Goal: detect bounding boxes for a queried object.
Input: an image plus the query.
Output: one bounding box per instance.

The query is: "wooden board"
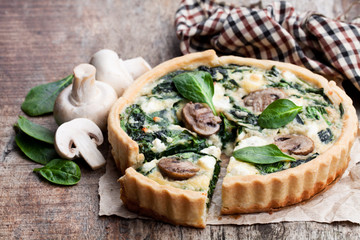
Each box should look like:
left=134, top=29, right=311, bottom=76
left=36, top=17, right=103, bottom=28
left=1, top=0, right=359, bottom=239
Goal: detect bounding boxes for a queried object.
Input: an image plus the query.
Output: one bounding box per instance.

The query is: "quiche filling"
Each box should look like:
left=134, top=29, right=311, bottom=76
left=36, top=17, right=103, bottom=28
left=137, top=147, right=221, bottom=204
left=120, top=64, right=343, bottom=194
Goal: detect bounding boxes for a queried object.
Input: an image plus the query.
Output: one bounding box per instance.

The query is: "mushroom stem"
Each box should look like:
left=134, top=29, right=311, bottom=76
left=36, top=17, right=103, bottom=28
left=71, top=133, right=105, bottom=170
left=71, top=64, right=98, bottom=104
left=55, top=118, right=106, bottom=170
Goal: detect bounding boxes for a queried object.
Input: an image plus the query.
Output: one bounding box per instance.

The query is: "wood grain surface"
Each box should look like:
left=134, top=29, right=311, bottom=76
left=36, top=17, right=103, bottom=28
left=0, top=0, right=359, bottom=239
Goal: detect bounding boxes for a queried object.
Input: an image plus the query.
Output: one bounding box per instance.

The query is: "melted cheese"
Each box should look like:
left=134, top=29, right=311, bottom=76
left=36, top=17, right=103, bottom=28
left=240, top=72, right=266, bottom=93
left=234, top=136, right=270, bottom=150
left=151, top=138, right=166, bottom=153
left=200, top=146, right=221, bottom=159
left=226, top=157, right=260, bottom=176
left=213, top=83, right=232, bottom=112
left=140, top=97, right=179, bottom=114
left=198, top=156, right=216, bottom=171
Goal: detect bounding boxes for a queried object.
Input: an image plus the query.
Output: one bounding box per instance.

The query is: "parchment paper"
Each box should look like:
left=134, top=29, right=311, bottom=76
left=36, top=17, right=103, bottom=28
left=99, top=137, right=360, bottom=225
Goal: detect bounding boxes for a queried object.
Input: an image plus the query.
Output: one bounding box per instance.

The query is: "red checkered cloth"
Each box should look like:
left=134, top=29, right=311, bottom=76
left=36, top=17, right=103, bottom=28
left=175, top=0, right=360, bottom=90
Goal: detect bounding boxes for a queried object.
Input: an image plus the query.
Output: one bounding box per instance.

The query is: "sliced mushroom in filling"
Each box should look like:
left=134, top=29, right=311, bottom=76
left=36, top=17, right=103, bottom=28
left=243, top=88, right=286, bottom=112
left=182, top=102, right=222, bottom=137
left=158, top=157, right=200, bottom=180
left=274, top=134, right=314, bottom=155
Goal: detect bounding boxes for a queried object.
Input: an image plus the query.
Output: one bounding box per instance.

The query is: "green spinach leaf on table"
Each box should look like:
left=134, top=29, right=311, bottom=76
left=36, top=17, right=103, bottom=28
left=15, top=131, right=58, bottom=165
left=16, top=116, right=55, bottom=144
left=33, top=159, right=81, bottom=186
left=21, top=74, right=73, bottom=116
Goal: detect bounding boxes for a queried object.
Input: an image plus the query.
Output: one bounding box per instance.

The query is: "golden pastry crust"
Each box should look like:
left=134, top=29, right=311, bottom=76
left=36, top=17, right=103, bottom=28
left=108, top=50, right=358, bottom=226
left=119, top=167, right=207, bottom=228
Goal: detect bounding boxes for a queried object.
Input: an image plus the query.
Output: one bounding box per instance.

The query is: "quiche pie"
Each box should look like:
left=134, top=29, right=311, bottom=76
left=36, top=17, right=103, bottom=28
left=108, top=50, right=358, bottom=228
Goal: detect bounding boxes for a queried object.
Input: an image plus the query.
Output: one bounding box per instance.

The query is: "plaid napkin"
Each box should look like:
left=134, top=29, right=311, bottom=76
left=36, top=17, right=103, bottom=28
left=175, top=0, right=360, bottom=90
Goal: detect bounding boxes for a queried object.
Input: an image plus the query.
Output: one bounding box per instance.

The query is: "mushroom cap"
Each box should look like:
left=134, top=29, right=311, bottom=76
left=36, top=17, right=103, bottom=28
left=124, top=57, right=152, bottom=79
left=274, top=134, right=314, bottom=155
left=182, top=102, right=222, bottom=137
left=157, top=157, right=200, bottom=180
left=55, top=118, right=106, bottom=170
left=90, top=49, right=134, bottom=96
left=53, top=63, right=118, bottom=131
left=244, top=88, right=286, bottom=112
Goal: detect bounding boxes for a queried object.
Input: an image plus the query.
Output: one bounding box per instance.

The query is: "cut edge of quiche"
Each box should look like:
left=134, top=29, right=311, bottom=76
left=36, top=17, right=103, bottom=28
left=108, top=50, right=358, bottom=228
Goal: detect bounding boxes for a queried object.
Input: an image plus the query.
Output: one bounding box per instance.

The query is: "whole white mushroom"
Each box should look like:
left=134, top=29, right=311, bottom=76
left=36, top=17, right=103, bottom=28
left=53, top=63, right=117, bottom=131
left=90, top=49, right=151, bottom=96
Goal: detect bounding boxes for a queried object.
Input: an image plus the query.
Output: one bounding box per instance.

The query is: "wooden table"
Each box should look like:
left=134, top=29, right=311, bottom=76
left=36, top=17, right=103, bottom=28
left=1, top=0, right=359, bottom=239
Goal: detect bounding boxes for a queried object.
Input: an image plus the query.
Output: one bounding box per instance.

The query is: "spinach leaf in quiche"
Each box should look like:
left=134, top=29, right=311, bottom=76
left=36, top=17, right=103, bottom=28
left=258, top=99, right=302, bottom=129
left=305, top=106, right=331, bottom=126
left=290, top=153, right=319, bottom=168
left=123, top=105, right=207, bottom=161
left=219, top=113, right=238, bottom=145
left=318, top=128, right=333, bottom=144
left=256, top=161, right=285, bottom=174
left=233, top=144, right=295, bottom=164
left=172, top=71, right=217, bottom=115
left=21, top=74, right=73, bottom=116
left=207, top=160, right=220, bottom=207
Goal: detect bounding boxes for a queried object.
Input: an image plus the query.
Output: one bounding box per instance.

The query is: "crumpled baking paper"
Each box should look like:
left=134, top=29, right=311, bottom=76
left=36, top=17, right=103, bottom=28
left=99, top=137, right=360, bottom=225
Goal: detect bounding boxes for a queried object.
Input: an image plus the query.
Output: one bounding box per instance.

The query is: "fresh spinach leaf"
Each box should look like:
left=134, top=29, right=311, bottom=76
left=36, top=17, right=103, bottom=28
left=33, top=159, right=81, bottom=186
left=258, top=99, right=302, bottom=129
left=16, top=116, right=55, bottom=144
left=233, top=144, right=295, bottom=164
left=172, top=71, right=217, bottom=115
left=15, top=131, right=58, bottom=165
left=21, top=74, right=73, bottom=116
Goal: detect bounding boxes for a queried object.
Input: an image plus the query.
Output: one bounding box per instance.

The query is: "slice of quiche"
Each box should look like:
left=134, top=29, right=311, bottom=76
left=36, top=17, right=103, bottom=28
left=108, top=50, right=358, bottom=228
left=120, top=149, right=220, bottom=228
